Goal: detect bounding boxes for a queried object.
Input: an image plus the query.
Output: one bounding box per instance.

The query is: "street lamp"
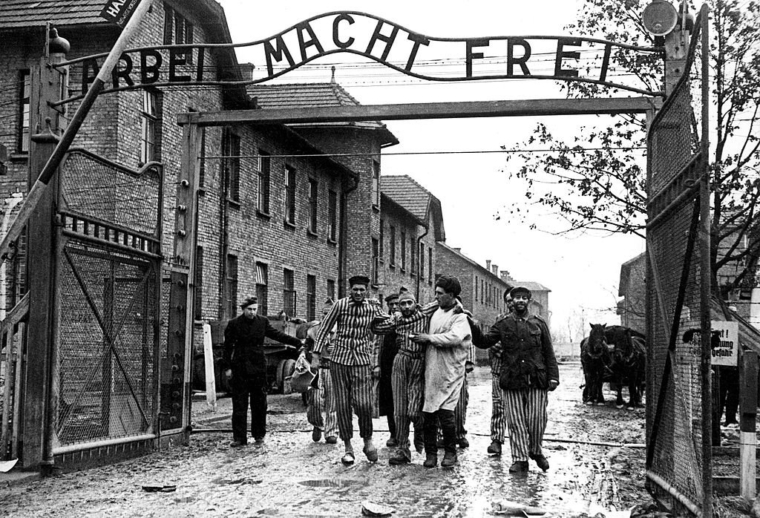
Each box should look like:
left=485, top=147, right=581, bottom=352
left=641, top=0, right=679, bottom=36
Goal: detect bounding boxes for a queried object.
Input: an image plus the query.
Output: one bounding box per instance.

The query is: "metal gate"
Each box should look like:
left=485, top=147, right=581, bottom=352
left=52, top=149, right=163, bottom=460
left=645, top=6, right=710, bottom=515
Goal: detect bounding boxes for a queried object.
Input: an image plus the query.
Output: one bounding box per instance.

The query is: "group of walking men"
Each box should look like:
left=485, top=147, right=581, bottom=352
left=222, top=273, right=559, bottom=473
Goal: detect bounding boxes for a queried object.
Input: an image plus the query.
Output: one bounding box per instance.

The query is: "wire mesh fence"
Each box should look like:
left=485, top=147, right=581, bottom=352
left=646, top=11, right=709, bottom=515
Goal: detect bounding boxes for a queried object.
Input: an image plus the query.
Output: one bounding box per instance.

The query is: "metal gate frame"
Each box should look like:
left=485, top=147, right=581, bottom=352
left=645, top=5, right=711, bottom=515
left=50, top=149, right=164, bottom=466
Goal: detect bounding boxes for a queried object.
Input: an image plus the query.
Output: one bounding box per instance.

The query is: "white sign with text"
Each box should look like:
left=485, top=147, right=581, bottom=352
left=711, top=320, right=739, bottom=367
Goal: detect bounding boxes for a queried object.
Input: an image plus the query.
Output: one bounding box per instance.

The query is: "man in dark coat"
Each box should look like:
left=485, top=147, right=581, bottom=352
left=223, top=296, right=302, bottom=447
left=472, top=285, right=559, bottom=473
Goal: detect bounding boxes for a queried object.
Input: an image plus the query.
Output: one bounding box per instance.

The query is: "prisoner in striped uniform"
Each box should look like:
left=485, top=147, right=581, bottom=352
left=373, top=292, right=438, bottom=464
left=311, top=275, right=387, bottom=466
left=472, top=285, right=559, bottom=474
left=487, top=295, right=513, bottom=456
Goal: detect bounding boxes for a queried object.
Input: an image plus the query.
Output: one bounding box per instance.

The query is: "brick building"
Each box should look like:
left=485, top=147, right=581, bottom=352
left=435, top=242, right=512, bottom=328
left=377, top=175, right=444, bottom=304
left=617, top=252, right=646, bottom=335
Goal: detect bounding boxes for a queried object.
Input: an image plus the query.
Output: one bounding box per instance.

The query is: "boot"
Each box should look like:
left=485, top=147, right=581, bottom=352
left=530, top=452, right=550, bottom=471
left=487, top=441, right=502, bottom=455
left=423, top=453, right=438, bottom=468
left=441, top=450, right=458, bottom=468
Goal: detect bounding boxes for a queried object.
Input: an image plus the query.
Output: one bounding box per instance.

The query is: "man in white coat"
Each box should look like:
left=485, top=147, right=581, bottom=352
left=410, top=276, right=471, bottom=468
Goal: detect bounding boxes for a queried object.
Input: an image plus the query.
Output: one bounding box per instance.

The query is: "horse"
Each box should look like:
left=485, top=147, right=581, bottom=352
left=605, top=325, right=646, bottom=409
left=581, top=323, right=610, bottom=406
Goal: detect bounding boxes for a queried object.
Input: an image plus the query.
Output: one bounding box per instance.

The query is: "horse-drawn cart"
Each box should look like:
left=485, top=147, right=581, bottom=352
left=193, top=318, right=302, bottom=395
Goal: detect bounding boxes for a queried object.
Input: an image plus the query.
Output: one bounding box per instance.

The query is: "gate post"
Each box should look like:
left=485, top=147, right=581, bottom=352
left=740, top=351, right=757, bottom=499
left=23, top=35, right=68, bottom=470
left=160, top=120, right=201, bottom=443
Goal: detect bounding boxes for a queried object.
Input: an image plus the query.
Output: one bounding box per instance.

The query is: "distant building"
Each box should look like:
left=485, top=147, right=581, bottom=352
left=507, top=279, right=551, bottom=323
left=435, top=242, right=512, bottom=328
left=378, top=175, right=444, bottom=303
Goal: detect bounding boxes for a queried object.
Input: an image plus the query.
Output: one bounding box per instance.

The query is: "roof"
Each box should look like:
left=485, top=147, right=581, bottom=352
left=0, top=0, right=104, bottom=29
left=513, top=281, right=551, bottom=293
left=619, top=252, right=646, bottom=296
left=381, top=175, right=445, bottom=241
left=247, top=83, right=398, bottom=147
left=436, top=242, right=511, bottom=286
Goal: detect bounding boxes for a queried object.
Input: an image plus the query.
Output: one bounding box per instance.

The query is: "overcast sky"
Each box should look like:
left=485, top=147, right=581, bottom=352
left=215, top=0, right=648, bottom=339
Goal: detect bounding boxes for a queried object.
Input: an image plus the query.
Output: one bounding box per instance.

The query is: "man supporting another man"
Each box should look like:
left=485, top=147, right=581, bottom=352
left=223, top=296, right=303, bottom=447
left=473, top=285, right=559, bottom=473
left=377, top=293, right=400, bottom=447
left=412, top=276, right=471, bottom=469
left=302, top=298, right=338, bottom=444
left=311, top=275, right=386, bottom=465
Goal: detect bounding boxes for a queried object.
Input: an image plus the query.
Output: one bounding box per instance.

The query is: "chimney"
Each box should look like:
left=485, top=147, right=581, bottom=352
left=492, top=264, right=499, bottom=275
left=453, top=248, right=461, bottom=253
left=486, top=259, right=491, bottom=271
left=500, top=271, right=513, bottom=283
left=239, top=62, right=255, bottom=81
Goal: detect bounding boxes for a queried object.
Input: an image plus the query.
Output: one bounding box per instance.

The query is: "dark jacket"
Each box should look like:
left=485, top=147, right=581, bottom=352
left=473, top=312, right=559, bottom=391
left=222, top=315, right=302, bottom=378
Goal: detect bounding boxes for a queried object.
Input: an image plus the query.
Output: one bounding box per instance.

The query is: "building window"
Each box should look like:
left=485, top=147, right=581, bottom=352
left=328, top=190, right=337, bottom=241
left=258, top=151, right=271, bottom=214
left=400, top=231, right=406, bottom=272
left=410, top=235, right=416, bottom=276
left=164, top=3, right=194, bottom=63
left=222, top=129, right=240, bottom=202
left=428, top=247, right=433, bottom=284
left=372, top=238, right=379, bottom=284
left=256, top=262, right=268, bottom=317
left=283, top=269, right=296, bottom=317
left=389, top=226, right=396, bottom=267
left=284, top=165, right=296, bottom=225
left=379, top=220, right=384, bottom=262
left=327, top=279, right=335, bottom=301
left=419, top=244, right=425, bottom=279
left=199, top=127, right=206, bottom=188
left=225, top=254, right=238, bottom=319
left=475, top=276, right=478, bottom=302
left=481, top=279, right=485, bottom=304
left=371, top=160, right=380, bottom=207
left=308, top=179, right=318, bottom=233
left=307, top=275, right=316, bottom=321
left=18, top=70, right=30, bottom=153
left=140, top=90, right=159, bottom=164
left=194, top=246, right=203, bottom=320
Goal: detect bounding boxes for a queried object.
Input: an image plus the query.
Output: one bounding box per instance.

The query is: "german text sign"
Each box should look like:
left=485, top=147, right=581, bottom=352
left=711, top=321, right=739, bottom=367
left=100, top=0, right=140, bottom=29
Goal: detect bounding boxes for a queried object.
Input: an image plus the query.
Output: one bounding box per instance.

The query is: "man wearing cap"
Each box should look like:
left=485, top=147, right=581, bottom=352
left=222, top=296, right=303, bottom=447
left=373, top=291, right=434, bottom=464
left=411, top=276, right=472, bottom=469
left=311, top=275, right=387, bottom=465
left=472, top=285, right=559, bottom=473
left=377, top=293, right=400, bottom=447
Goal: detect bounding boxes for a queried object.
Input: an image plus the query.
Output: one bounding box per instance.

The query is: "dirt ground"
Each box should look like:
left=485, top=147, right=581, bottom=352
left=0, top=362, right=754, bottom=517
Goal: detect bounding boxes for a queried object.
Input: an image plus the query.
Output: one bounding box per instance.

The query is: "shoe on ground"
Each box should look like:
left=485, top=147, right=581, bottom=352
left=363, top=443, right=378, bottom=462
left=388, top=449, right=411, bottom=465
left=386, top=437, right=399, bottom=447
left=253, top=437, right=265, bottom=446
left=458, top=437, right=469, bottom=449
left=509, top=461, right=529, bottom=473
left=441, top=451, right=458, bottom=468
left=529, top=453, right=549, bottom=471
left=423, top=453, right=438, bottom=468
left=325, top=436, right=338, bottom=444
left=229, top=440, right=247, bottom=448
left=487, top=441, right=502, bottom=456
left=312, top=427, right=322, bottom=442
left=341, top=451, right=355, bottom=466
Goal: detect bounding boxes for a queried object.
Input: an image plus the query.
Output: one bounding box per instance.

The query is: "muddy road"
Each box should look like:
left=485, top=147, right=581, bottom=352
left=0, top=363, right=651, bottom=517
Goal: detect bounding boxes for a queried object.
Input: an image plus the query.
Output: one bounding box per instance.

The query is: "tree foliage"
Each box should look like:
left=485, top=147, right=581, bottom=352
left=502, top=0, right=760, bottom=291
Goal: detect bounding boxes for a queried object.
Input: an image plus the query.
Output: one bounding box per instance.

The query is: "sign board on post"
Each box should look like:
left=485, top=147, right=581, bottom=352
left=100, top=0, right=140, bottom=29
left=711, top=320, right=739, bottom=367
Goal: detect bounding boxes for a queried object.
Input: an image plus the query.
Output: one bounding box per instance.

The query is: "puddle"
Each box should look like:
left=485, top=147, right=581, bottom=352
left=212, top=477, right=262, bottom=485
left=298, top=478, right=366, bottom=488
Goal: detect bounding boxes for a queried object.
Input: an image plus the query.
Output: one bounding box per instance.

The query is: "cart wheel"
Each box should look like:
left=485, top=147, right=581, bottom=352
left=279, top=359, right=296, bottom=395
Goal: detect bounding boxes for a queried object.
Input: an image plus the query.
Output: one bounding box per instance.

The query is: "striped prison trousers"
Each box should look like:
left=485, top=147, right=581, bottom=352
left=490, top=354, right=507, bottom=443
left=502, top=387, right=548, bottom=462
left=455, top=373, right=469, bottom=440
left=391, top=351, right=424, bottom=452
left=306, top=367, right=337, bottom=439
left=330, top=362, right=374, bottom=441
